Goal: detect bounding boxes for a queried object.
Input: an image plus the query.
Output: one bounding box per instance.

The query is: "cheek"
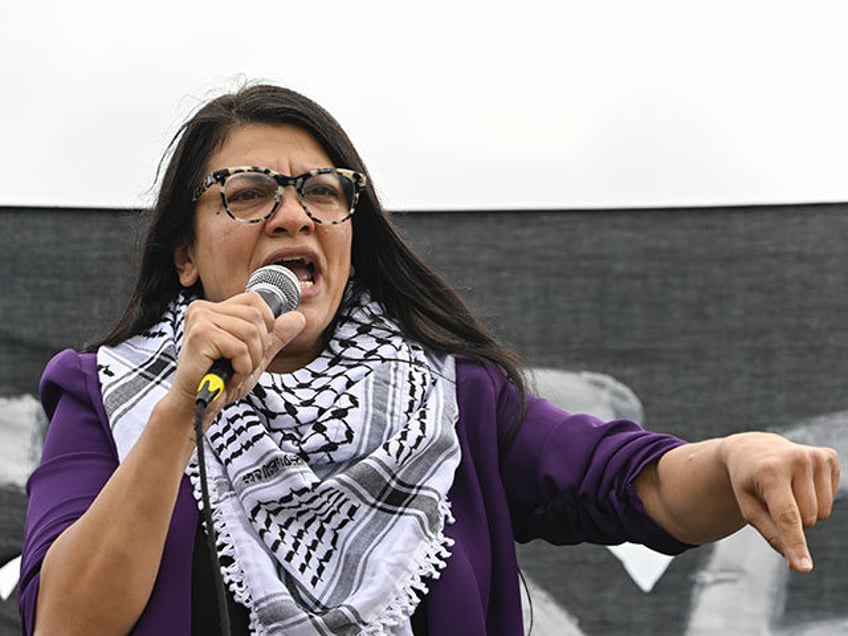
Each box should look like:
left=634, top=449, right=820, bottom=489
left=191, top=220, right=260, bottom=298
left=198, top=216, right=257, bottom=259
left=322, top=227, right=354, bottom=276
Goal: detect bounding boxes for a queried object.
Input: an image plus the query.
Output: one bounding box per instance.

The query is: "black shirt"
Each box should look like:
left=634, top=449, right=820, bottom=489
left=191, top=523, right=250, bottom=635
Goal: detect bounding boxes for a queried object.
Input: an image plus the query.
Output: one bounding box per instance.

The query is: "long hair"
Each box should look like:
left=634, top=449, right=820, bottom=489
left=92, top=84, right=527, bottom=434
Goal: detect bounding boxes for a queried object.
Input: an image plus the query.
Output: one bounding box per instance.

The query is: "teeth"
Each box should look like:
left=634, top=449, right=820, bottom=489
left=280, top=256, right=311, bottom=265
left=274, top=257, right=315, bottom=287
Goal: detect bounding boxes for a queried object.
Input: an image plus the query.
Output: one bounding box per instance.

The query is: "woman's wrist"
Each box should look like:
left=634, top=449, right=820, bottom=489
left=151, top=391, right=202, bottom=465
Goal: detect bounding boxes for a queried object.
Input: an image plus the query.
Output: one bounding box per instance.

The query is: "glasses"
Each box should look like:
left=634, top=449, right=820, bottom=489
left=192, top=166, right=368, bottom=225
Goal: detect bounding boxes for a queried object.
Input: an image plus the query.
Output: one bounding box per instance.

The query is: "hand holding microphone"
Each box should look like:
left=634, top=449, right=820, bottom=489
left=195, top=265, right=302, bottom=406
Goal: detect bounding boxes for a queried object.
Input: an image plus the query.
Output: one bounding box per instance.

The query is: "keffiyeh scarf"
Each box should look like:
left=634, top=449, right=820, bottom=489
left=97, top=288, right=461, bottom=635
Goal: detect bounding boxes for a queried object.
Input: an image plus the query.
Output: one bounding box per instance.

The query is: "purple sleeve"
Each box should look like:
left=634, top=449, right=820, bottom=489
left=18, top=349, right=118, bottom=635
left=491, top=367, right=692, bottom=554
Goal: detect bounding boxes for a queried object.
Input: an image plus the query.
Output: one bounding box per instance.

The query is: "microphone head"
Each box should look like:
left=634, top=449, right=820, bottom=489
left=246, top=265, right=301, bottom=317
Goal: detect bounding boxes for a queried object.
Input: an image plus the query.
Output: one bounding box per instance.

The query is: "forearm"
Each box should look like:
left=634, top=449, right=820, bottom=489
left=635, top=436, right=746, bottom=545
left=34, top=396, right=197, bottom=635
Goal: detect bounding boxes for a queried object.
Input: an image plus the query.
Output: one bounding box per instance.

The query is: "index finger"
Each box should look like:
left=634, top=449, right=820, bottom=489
left=765, top=487, right=813, bottom=572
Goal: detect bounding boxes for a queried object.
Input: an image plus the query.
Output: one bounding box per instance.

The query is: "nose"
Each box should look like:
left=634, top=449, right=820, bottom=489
left=264, top=186, right=315, bottom=235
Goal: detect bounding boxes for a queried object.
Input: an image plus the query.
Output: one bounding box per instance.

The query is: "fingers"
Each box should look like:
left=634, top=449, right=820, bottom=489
left=767, top=487, right=813, bottom=572
left=185, top=296, right=270, bottom=366
left=737, top=442, right=840, bottom=573
left=813, top=449, right=839, bottom=522
left=225, top=310, right=306, bottom=401
left=737, top=486, right=812, bottom=572
left=177, top=293, right=284, bottom=401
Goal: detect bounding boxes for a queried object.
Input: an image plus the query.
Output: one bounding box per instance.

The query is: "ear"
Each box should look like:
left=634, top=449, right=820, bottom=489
left=173, top=242, right=199, bottom=288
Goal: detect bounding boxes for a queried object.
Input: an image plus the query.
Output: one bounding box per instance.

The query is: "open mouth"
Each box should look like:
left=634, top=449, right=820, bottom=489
left=277, top=257, right=315, bottom=289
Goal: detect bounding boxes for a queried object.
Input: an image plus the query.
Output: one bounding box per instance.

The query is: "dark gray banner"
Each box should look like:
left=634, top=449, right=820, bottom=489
left=2, top=204, right=846, bottom=634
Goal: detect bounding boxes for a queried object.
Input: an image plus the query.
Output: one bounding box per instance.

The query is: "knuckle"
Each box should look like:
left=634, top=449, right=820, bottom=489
left=786, top=449, right=813, bottom=472
left=248, top=305, right=264, bottom=323
left=184, top=300, right=210, bottom=326
left=776, top=507, right=802, bottom=529
left=235, top=339, right=251, bottom=360
left=755, top=456, right=786, bottom=479
left=183, top=303, right=198, bottom=322
left=826, top=449, right=841, bottom=473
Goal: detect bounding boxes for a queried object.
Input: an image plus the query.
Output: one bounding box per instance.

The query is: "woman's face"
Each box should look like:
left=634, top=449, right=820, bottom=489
left=175, top=123, right=354, bottom=372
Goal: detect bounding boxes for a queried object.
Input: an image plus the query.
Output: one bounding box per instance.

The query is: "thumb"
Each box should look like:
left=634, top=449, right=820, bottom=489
left=215, top=311, right=307, bottom=408
left=267, top=311, right=307, bottom=359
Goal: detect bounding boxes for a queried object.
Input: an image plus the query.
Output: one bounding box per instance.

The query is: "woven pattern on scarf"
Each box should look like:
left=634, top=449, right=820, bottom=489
left=97, top=289, right=460, bottom=635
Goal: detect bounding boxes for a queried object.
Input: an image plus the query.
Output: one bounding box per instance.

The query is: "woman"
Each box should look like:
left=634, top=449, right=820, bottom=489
left=20, top=84, right=840, bottom=635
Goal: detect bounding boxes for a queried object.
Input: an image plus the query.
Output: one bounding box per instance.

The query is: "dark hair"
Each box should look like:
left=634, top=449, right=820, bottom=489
left=93, top=83, right=527, bottom=434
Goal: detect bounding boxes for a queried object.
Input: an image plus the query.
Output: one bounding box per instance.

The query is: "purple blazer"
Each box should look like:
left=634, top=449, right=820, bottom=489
left=20, top=350, right=690, bottom=634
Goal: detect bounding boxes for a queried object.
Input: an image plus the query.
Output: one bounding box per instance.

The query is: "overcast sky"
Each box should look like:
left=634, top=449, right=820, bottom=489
left=3, top=0, right=848, bottom=211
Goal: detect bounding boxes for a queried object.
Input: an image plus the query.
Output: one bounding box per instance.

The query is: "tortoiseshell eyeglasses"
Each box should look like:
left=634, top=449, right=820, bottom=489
left=192, top=166, right=368, bottom=224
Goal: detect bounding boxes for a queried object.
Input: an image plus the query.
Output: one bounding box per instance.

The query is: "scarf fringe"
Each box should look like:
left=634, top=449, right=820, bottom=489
left=360, top=500, right=456, bottom=635
left=109, top=289, right=462, bottom=636
left=192, top=465, right=458, bottom=636
left=188, top=459, right=263, bottom=633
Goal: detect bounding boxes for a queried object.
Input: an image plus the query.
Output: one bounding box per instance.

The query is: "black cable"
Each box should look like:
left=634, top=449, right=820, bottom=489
left=194, top=395, right=232, bottom=636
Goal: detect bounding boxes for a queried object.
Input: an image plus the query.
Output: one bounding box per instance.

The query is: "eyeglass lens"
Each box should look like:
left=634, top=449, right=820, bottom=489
left=224, top=172, right=355, bottom=222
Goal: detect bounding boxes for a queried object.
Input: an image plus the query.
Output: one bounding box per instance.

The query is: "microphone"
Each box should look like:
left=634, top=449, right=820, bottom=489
left=195, top=265, right=301, bottom=405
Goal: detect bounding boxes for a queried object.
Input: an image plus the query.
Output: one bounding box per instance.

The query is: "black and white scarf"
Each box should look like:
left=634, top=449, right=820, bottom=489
left=97, top=288, right=460, bottom=635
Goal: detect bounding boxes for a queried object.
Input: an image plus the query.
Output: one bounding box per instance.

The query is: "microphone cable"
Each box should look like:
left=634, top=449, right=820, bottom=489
left=188, top=264, right=301, bottom=635
left=194, top=380, right=232, bottom=636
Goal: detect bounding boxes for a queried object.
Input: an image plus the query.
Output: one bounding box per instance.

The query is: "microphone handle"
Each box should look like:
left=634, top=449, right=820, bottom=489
left=196, top=358, right=234, bottom=406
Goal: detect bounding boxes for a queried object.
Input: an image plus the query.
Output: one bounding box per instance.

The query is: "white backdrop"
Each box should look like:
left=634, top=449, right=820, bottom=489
left=2, top=0, right=848, bottom=210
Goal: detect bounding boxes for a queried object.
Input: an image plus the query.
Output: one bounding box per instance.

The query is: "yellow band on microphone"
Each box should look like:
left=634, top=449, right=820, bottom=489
left=197, top=373, right=226, bottom=404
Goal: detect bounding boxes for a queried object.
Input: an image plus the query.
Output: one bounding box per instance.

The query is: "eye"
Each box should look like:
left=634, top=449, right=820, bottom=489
left=225, top=174, right=275, bottom=200
left=303, top=180, right=340, bottom=200
left=303, top=173, right=352, bottom=204
left=229, top=187, right=266, bottom=202
left=223, top=173, right=278, bottom=219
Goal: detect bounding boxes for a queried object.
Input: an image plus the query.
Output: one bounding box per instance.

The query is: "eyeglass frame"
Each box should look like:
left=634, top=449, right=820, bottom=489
left=191, top=166, right=368, bottom=225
